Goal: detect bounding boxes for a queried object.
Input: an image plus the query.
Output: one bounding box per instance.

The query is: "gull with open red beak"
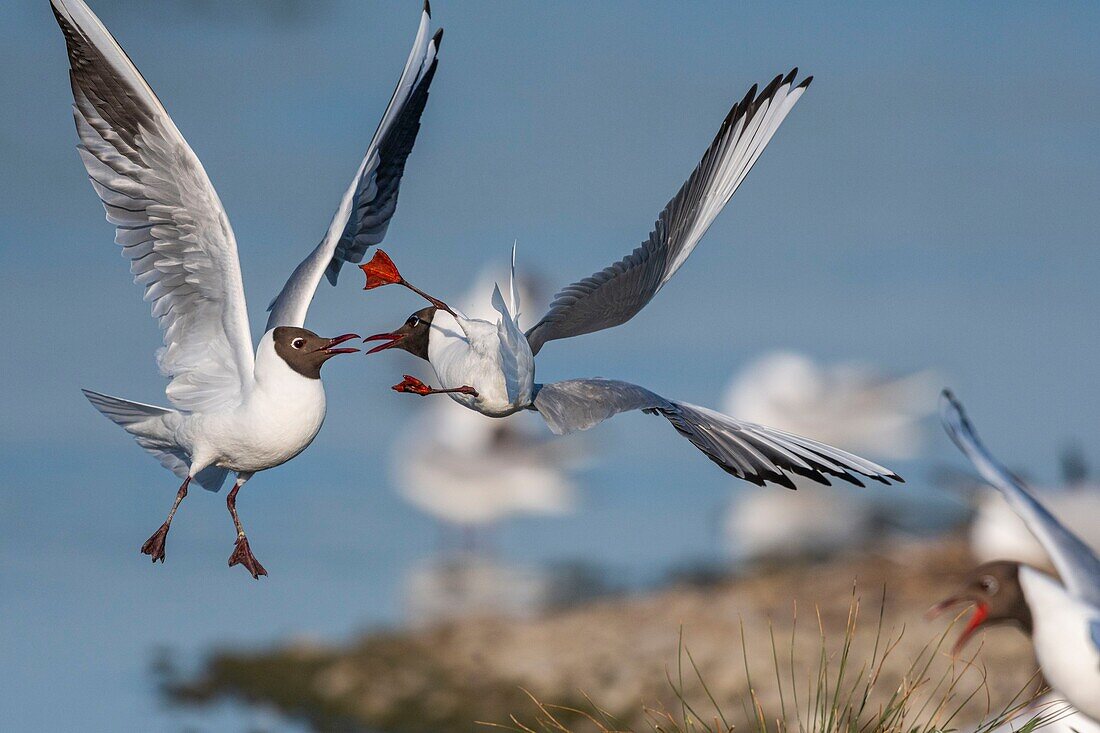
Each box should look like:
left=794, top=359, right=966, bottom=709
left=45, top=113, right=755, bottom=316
left=931, top=391, right=1100, bottom=721
left=55, top=0, right=442, bottom=577
left=360, top=70, right=902, bottom=490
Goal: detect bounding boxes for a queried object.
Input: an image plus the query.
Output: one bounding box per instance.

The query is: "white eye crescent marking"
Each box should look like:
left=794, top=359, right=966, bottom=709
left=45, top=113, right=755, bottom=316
left=408, top=315, right=420, bottom=328
left=292, top=338, right=306, bottom=349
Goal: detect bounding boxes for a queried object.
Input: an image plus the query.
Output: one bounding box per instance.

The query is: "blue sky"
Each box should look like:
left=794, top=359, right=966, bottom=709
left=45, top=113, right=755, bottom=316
left=2, top=1, right=1099, bottom=729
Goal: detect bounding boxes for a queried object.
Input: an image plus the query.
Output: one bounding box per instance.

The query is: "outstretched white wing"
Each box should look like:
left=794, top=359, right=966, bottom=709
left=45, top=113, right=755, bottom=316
left=941, top=390, right=1100, bottom=608
left=53, top=0, right=254, bottom=412
left=266, top=2, right=442, bottom=330
left=525, top=70, right=810, bottom=355
left=532, top=378, right=900, bottom=489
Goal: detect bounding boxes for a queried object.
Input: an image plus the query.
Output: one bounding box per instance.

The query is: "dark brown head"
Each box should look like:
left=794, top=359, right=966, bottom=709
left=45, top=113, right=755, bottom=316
left=272, top=327, right=360, bottom=379
left=928, top=561, right=1032, bottom=654
left=363, top=307, right=435, bottom=361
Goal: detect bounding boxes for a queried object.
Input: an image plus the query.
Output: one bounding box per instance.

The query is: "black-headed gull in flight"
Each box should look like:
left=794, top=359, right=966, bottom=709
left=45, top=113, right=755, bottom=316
left=361, top=71, right=902, bottom=489
left=931, top=391, right=1100, bottom=721
left=53, top=0, right=441, bottom=577
left=392, top=266, right=580, bottom=545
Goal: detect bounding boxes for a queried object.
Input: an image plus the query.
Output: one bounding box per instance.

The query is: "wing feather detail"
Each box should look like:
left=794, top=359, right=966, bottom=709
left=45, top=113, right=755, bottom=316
left=533, top=378, right=900, bottom=489
left=525, top=71, right=810, bottom=355
left=53, top=0, right=254, bottom=412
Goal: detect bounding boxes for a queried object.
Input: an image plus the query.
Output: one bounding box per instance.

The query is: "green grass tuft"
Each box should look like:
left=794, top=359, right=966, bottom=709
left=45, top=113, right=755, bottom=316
left=487, top=590, right=1070, bottom=733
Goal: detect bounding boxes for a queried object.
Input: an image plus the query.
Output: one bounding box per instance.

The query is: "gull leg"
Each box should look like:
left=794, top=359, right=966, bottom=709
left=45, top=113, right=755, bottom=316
left=226, top=473, right=266, bottom=579
left=392, top=375, right=478, bottom=397
left=140, top=476, right=190, bottom=563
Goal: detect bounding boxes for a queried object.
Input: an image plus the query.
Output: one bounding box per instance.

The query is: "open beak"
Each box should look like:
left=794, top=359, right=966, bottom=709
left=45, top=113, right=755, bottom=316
left=926, top=595, right=989, bottom=655
left=321, top=333, right=360, bottom=356
left=363, top=331, right=404, bottom=355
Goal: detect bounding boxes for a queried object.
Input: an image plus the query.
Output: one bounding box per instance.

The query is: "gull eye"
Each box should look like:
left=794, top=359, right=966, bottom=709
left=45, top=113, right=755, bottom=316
left=407, top=315, right=421, bottom=328
left=291, top=338, right=306, bottom=350
left=979, top=575, right=999, bottom=594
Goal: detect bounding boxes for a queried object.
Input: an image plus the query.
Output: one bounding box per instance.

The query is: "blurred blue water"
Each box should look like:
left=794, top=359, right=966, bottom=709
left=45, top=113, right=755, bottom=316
left=2, top=1, right=1099, bottom=729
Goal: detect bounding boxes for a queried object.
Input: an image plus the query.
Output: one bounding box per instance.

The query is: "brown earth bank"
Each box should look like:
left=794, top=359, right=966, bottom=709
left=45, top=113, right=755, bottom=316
left=164, top=536, right=1044, bottom=733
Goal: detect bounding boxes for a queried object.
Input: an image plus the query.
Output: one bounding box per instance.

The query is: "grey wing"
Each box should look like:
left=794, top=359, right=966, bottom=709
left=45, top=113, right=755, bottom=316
left=266, top=2, right=441, bottom=330
left=525, top=70, right=810, bottom=356
left=532, top=379, right=901, bottom=489
left=53, top=0, right=255, bottom=413
left=941, top=390, right=1100, bottom=607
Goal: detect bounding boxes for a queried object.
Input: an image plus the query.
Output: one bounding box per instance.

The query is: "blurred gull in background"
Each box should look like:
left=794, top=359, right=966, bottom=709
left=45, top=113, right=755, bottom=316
left=723, top=351, right=939, bottom=459
left=721, top=352, right=939, bottom=564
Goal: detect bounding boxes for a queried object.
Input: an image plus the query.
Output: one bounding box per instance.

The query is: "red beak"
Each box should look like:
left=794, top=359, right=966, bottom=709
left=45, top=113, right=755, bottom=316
left=363, top=332, right=404, bottom=355
left=322, top=333, right=360, bottom=355
left=926, top=596, right=989, bottom=655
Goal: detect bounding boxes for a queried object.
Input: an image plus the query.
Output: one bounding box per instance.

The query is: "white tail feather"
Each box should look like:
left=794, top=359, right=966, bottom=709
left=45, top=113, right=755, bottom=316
left=81, top=389, right=228, bottom=492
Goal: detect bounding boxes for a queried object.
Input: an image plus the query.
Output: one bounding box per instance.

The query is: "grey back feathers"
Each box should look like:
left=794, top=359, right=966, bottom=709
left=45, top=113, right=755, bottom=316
left=525, top=70, right=810, bottom=356
left=533, top=378, right=900, bottom=489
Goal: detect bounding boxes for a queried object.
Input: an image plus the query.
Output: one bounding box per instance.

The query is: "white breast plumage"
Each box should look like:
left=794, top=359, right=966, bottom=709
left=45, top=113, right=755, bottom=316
left=1021, top=568, right=1100, bottom=720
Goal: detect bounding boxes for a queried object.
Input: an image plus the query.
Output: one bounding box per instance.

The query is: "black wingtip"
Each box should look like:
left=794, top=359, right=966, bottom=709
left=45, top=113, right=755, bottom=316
left=432, top=27, right=444, bottom=47
left=758, top=73, right=785, bottom=103
left=770, top=471, right=798, bottom=490
left=834, top=471, right=866, bottom=488
left=782, top=67, right=798, bottom=86
left=941, top=389, right=965, bottom=424
left=423, top=0, right=431, bottom=18
left=798, top=75, right=813, bottom=89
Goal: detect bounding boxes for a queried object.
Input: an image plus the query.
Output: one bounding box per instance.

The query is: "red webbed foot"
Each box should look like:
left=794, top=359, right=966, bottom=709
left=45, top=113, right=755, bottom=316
left=140, top=522, right=170, bottom=563
left=228, top=535, right=268, bottom=579
left=359, top=249, right=403, bottom=290
left=393, top=375, right=432, bottom=395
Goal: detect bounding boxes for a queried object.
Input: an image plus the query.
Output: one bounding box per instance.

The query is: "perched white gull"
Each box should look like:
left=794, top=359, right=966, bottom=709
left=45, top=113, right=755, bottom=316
left=930, top=392, right=1100, bottom=721
left=361, top=71, right=901, bottom=489
left=392, top=266, right=579, bottom=533
left=723, top=351, right=938, bottom=460
left=55, top=0, right=441, bottom=576
left=397, top=405, right=578, bottom=528
left=721, top=352, right=935, bottom=562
